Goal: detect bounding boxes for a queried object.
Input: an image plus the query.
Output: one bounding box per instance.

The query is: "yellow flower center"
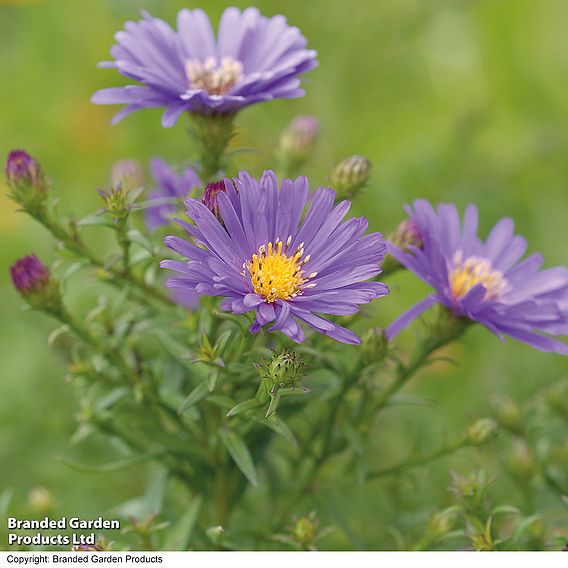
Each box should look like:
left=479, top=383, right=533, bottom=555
left=246, top=238, right=317, bottom=303
left=449, top=252, right=508, bottom=302
left=185, top=56, right=244, bottom=96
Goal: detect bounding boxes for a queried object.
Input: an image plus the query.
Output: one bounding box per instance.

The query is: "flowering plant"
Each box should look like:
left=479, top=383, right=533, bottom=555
left=4, top=5, right=568, bottom=552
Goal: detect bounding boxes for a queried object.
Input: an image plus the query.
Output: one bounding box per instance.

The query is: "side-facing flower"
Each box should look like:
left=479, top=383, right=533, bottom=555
left=386, top=200, right=568, bottom=354
left=161, top=171, right=389, bottom=344
left=145, top=158, right=200, bottom=231
left=92, top=7, right=318, bottom=126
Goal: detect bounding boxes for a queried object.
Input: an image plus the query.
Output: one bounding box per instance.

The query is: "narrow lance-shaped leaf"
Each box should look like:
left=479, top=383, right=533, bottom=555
left=219, top=429, right=258, bottom=486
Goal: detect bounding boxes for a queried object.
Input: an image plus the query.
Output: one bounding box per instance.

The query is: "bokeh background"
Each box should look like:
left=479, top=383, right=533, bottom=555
left=1, top=0, right=567, bottom=550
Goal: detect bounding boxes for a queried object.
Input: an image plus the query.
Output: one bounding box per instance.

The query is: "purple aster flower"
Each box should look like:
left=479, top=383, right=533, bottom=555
left=386, top=200, right=568, bottom=355
left=92, top=7, right=318, bottom=126
left=160, top=171, right=389, bottom=344
left=146, top=158, right=200, bottom=231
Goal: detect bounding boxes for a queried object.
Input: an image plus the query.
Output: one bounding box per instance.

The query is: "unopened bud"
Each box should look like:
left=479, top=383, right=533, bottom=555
left=389, top=219, right=423, bottom=250
left=202, top=180, right=228, bottom=220
left=111, top=159, right=145, bottom=191
left=490, top=394, right=523, bottom=434
left=279, top=116, right=319, bottom=172
left=292, top=515, right=319, bottom=547
left=5, top=150, right=48, bottom=214
left=507, top=438, right=537, bottom=481
left=361, top=327, right=388, bottom=364
left=97, top=185, right=136, bottom=223
left=465, top=418, right=498, bottom=446
left=260, top=349, right=305, bottom=391
left=28, top=487, right=54, bottom=514
left=331, top=155, right=371, bottom=199
left=425, top=508, right=458, bottom=541
left=10, top=255, right=62, bottom=312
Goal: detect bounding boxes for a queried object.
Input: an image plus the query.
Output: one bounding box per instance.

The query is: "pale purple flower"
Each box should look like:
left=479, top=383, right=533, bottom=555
left=386, top=200, right=568, bottom=355
left=145, top=158, right=200, bottom=231
left=161, top=171, right=389, bottom=344
left=92, top=7, right=318, bottom=126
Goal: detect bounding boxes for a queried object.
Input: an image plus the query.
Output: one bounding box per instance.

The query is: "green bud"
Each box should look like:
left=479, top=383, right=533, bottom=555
left=331, top=155, right=371, bottom=199
left=490, top=394, right=523, bottom=434
left=28, top=487, right=54, bottom=515
left=425, top=507, right=458, bottom=541
left=507, top=439, right=537, bottom=482
left=361, top=327, right=388, bottom=364
left=259, top=349, right=305, bottom=391
left=292, top=515, right=319, bottom=547
left=98, top=184, right=139, bottom=224
left=465, top=418, right=498, bottom=446
left=545, top=382, right=568, bottom=417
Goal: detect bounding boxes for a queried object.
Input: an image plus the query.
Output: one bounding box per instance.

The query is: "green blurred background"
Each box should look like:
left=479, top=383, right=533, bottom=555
left=1, top=0, right=567, bottom=550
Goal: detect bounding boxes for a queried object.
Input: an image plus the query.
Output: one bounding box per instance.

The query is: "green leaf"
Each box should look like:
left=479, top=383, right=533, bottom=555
left=257, top=415, right=297, bottom=447
left=178, top=382, right=210, bottom=414
left=163, top=496, right=202, bottom=550
left=226, top=398, right=263, bottom=417
left=219, top=429, right=258, bottom=486
left=57, top=450, right=165, bottom=473
left=143, top=469, right=169, bottom=516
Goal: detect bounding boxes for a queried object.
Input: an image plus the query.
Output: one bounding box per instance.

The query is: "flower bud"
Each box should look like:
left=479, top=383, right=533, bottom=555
left=10, top=255, right=61, bottom=312
left=5, top=150, right=48, bottom=214
left=490, top=394, right=523, bottom=434
left=389, top=219, right=423, bottom=250
left=331, top=155, right=371, bottom=199
left=98, top=185, right=136, bottom=223
left=292, top=515, right=319, bottom=548
left=260, top=349, right=305, bottom=391
left=202, top=179, right=228, bottom=220
left=507, top=438, right=537, bottom=482
left=279, top=116, right=319, bottom=172
left=28, top=487, right=54, bottom=515
left=361, top=327, right=388, bottom=364
left=465, top=418, right=498, bottom=446
left=111, top=159, right=145, bottom=191
left=424, top=508, right=458, bottom=542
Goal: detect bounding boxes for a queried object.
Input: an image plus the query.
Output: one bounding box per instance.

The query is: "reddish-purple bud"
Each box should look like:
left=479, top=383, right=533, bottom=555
left=10, top=255, right=50, bottom=295
left=6, top=150, right=47, bottom=193
left=390, top=219, right=423, bottom=250
left=10, top=255, right=62, bottom=312
left=202, top=180, right=228, bottom=219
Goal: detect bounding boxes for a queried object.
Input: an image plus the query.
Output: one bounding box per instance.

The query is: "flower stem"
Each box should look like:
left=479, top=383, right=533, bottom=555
left=31, top=208, right=174, bottom=308
left=366, top=436, right=473, bottom=481
left=374, top=311, right=470, bottom=413
left=188, top=113, right=236, bottom=182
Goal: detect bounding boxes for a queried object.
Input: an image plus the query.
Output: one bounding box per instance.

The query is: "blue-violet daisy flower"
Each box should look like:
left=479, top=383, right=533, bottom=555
left=146, top=158, right=200, bottom=231
left=92, top=7, right=318, bottom=126
left=386, top=200, right=568, bottom=354
left=160, top=171, right=389, bottom=344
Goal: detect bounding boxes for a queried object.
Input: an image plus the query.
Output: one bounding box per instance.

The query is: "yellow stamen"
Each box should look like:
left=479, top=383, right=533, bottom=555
left=246, top=238, right=314, bottom=303
left=449, top=252, right=508, bottom=302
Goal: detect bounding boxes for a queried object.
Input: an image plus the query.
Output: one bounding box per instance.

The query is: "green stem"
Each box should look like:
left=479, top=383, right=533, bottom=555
left=33, top=209, right=174, bottom=308
left=188, top=113, right=236, bottom=182
left=366, top=437, right=473, bottom=481
left=374, top=313, right=470, bottom=413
